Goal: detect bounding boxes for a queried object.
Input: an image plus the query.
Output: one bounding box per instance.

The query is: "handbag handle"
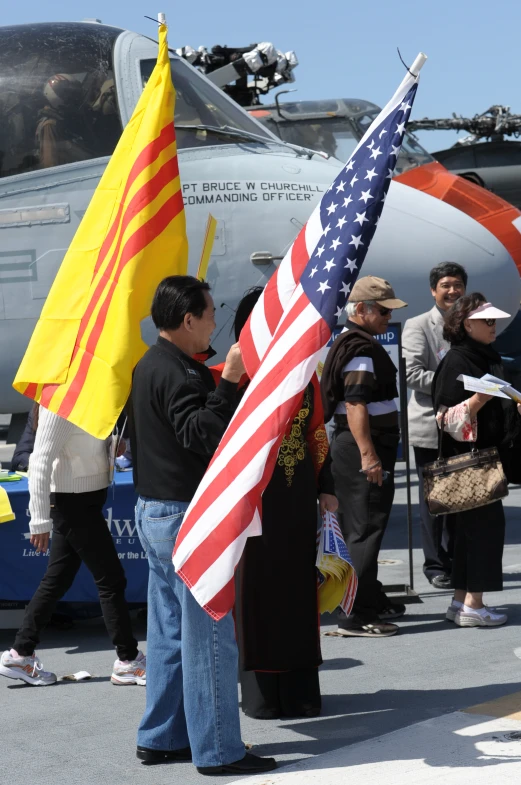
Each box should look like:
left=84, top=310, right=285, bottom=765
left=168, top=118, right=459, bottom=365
left=437, top=407, right=446, bottom=462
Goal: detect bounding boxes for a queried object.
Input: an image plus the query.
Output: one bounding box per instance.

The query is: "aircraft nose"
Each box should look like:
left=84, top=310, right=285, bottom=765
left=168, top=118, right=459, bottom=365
left=362, top=181, right=521, bottom=328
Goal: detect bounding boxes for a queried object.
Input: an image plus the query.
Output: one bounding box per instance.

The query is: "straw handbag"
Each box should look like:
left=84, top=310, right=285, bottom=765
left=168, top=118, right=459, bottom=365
left=422, top=411, right=508, bottom=516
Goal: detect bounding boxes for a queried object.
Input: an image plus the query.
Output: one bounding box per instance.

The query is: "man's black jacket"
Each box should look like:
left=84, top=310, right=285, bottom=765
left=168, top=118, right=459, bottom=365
left=129, top=337, right=238, bottom=502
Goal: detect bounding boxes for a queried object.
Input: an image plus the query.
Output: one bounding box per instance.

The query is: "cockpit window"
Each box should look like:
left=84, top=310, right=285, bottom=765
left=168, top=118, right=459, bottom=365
left=275, top=120, right=359, bottom=162
left=354, top=112, right=435, bottom=174
left=0, top=23, right=123, bottom=179
left=140, top=58, right=272, bottom=149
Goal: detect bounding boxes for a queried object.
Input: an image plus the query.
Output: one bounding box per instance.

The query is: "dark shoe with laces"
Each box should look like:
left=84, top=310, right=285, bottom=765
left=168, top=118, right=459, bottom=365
left=378, top=602, right=406, bottom=621
left=430, top=574, right=452, bottom=589
left=335, top=615, right=399, bottom=638
left=197, top=752, right=277, bottom=775
left=136, top=746, right=192, bottom=765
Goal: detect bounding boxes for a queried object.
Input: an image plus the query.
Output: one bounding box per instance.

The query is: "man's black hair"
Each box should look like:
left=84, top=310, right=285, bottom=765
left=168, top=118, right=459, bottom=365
left=233, top=287, right=263, bottom=341
left=429, top=262, right=468, bottom=290
left=151, top=275, right=211, bottom=331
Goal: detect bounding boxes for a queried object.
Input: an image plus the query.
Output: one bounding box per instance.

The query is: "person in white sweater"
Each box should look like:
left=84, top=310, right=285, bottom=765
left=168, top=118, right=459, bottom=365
left=0, top=406, right=146, bottom=686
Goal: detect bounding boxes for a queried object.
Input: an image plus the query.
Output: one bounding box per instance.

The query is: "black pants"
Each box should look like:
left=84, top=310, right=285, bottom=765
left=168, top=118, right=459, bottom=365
left=414, top=447, right=455, bottom=580
left=14, top=489, right=138, bottom=661
left=451, top=500, right=505, bottom=593
left=240, top=668, right=321, bottom=719
left=331, top=429, right=398, bottom=623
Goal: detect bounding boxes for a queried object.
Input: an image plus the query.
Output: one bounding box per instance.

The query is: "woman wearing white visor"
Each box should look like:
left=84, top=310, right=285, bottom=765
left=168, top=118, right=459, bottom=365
left=432, top=293, right=520, bottom=627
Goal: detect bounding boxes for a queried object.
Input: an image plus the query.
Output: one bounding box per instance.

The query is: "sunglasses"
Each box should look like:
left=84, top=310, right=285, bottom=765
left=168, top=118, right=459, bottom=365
left=375, top=306, right=392, bottom=316
left=474, top=318, right=496, bottom=326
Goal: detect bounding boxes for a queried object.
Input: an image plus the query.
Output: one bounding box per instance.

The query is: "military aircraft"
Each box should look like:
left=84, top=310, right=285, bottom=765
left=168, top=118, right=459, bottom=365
left=1, top=22, right=520, bottom=441
left=176, top=41, right=521, bottom=290
left=409, top=106, right=521, bottom=210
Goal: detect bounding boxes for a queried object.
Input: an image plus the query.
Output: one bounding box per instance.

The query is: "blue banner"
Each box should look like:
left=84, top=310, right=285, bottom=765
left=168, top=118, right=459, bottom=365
left=0, top=473, right=148, bottom=607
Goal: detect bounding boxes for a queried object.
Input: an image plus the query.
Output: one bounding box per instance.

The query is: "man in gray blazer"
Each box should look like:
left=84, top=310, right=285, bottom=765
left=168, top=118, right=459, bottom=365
left=402, top=262, right=467, bottom=588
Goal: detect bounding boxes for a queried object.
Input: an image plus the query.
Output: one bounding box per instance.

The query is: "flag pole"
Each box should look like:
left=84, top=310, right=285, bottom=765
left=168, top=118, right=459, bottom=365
left=410, top=52, right=427, bottom=76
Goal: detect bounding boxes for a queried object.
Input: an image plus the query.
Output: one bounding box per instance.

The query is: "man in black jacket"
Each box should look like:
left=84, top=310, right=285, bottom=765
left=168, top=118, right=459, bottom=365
left=130, top=276, right=276, bottom=776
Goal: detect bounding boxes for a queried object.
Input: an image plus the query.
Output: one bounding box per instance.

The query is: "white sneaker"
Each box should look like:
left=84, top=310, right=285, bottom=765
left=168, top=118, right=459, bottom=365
left=446, top=602, right=462, bottom=622
left=111, top=650, right=146, bottom=685
left=455, top=608, right=507, bottom=627
left=0, top=650, right=57, bottom=686
left=447, top=602, right=498, bottom=622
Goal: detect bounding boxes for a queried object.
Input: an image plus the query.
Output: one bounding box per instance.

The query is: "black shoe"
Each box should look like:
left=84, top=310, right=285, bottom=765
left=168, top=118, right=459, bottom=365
left=378, top=602, right=406, bottom=621
left=336, top=615, right=399, bottom=638
left=136, top=746, right=192, bottom=765
left=430, top=574, right=452, bottom=589
left=197, top=752, right=277, bottom=775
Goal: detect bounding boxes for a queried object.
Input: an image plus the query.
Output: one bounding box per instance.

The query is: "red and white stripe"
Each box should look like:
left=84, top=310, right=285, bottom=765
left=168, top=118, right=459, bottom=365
left=241, top=206, right=324, bottom=378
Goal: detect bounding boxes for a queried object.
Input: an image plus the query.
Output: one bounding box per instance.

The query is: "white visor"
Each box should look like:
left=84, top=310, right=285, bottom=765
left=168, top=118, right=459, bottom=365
left=467, top=302, right=511, bottom=320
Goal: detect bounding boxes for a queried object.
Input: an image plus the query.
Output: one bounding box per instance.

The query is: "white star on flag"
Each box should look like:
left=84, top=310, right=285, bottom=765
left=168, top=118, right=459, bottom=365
left=400, top=101, right=412, bottom=111
left=324, top=259, right=336, bottom=272
left=343, top=195, right=353, bottom=208
left=309, top=266, right=318, bottom=278
left=386, top=168, right=394, bottom=179
left=330, top=237, right=341, bottom=251
left=359, top=189, right=373, bottom=203
left=335, top=305, right=344, bottom=318
left=323, top=224, right=331, bottom=236
left=365, top=168, right=377, bottom=181
left=318, top=280, right=331, bottom=294
left=335, top=181, right=346, bottom=193
left=367, top=139, right=374, bottom=149
left=316, top=245, right=325, bottom=257
left=350, top=174, right=359, bottom=187
left=391, top=144, right=400, bottom=157
left=340, top=281, right=350, bottom=295
left=370, top=146, right=383, bottom=160
left=395, top=122, right=406, bottom=136
left=337, top=216, right=347, bottom=229
left=349, top=234, right=364, bottom=249
left=344, top=257, right=357, bottom=272
left=354, top=211, right=368, bottom=226
left=326, top=202, right=338, bottom=215
left=345, top=159, right=355, bottom=172
left=379, top=128, right=387, bottom=138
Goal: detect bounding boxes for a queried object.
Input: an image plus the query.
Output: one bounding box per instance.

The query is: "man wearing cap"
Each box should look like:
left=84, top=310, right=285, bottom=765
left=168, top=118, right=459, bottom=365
left=321, top=276, right=407, bottom=637
left=402, top=262, right=467, bottom=589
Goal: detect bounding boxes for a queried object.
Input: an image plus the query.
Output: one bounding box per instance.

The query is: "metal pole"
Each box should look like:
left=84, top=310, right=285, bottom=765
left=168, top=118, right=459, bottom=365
left=399, top=355, right=414, bottom=591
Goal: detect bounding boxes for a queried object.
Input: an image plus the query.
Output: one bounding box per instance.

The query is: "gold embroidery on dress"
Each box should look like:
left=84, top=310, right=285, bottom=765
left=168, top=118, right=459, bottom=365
left=309, top=426, right=329, bottom=476
left=277, top=388, right=311, bottom=486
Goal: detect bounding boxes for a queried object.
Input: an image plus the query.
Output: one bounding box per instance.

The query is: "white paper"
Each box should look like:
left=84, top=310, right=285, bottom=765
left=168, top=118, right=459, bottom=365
left=61, top=671, right=92, bottom=681
left=457, top=374, right=509, bottom=398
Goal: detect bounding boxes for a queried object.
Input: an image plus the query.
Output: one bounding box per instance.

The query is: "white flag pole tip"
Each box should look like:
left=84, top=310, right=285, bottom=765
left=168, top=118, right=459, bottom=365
left=410, top=52, right=427, bottom=77
left=158, top=12, right=166, bottom=24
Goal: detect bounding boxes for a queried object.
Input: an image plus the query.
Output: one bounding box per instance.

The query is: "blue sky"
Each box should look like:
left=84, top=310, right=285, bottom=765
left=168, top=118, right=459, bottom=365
left=4, top=0, right=521, bottom=153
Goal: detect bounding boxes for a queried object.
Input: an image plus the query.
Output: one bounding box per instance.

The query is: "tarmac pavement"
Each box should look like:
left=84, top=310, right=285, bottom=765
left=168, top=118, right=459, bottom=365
left=2, top=461, right=521, bottom=784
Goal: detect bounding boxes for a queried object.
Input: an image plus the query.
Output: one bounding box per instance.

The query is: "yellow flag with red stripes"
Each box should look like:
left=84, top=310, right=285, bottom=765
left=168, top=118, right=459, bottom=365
left=13, top=24, right=187, bottom=439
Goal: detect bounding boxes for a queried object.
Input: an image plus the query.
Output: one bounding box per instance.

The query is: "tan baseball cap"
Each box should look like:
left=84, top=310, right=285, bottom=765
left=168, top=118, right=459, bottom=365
left=348, top=275, right=408, bottom=309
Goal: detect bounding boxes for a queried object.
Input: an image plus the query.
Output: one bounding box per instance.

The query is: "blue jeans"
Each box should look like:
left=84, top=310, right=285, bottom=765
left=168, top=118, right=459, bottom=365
left=135, top=497, right=245, bottom=768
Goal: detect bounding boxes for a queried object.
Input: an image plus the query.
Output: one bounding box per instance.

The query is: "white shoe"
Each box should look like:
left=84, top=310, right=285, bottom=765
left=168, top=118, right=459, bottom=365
left=446, top=602, right=461, bottom=622
left=0, top=650, right=57, bottom=686
left=447, top=602, right=498, bottom=622
left=111, top=650, right=146, bottom=685
left=455, top=608, right=507, bottom=627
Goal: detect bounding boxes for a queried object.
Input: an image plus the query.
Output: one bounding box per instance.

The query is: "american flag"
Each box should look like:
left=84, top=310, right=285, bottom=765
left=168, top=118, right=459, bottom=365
left=173, top=64, right=421, bottom=620
left=317, top=511, right=358, bottom=616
